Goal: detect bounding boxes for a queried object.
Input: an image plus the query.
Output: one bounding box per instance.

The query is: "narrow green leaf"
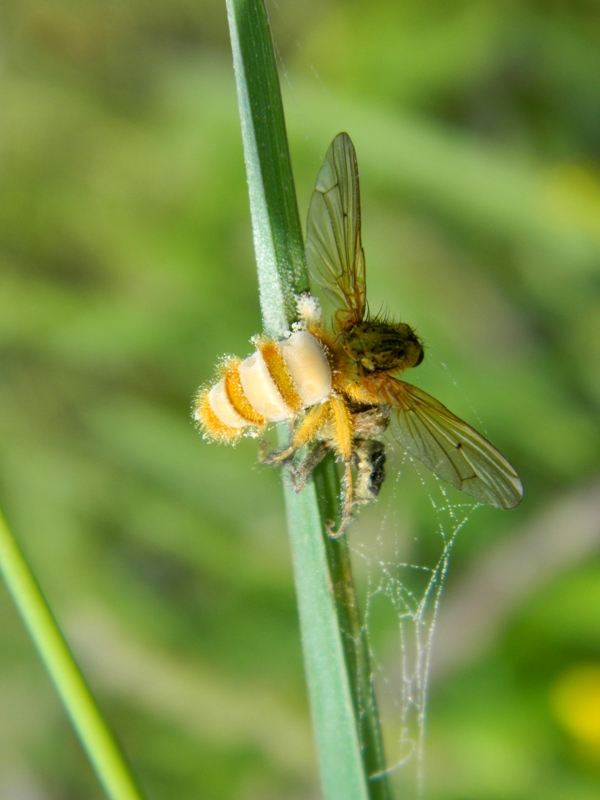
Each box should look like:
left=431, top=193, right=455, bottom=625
left=225, top=1, right=391, bottom=798
left=0, top=508, right=145, bottom=800
left=314, top=457, right=392, bottom=797
left=226, top=0, right=306, bottom=339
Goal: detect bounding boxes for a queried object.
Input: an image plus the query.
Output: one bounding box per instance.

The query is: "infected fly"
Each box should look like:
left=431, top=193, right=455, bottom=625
left=195, top=133, right=523, bottom=535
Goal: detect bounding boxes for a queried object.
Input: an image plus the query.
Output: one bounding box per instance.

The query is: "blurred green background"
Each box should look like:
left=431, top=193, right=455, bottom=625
left=2, top=0, right=600, bottom=797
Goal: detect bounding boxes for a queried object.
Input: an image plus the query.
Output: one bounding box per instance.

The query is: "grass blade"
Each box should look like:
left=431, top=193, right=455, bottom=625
left=225, top=1, right=391, bottom=797
left=0, top=508, right=144, bottom=800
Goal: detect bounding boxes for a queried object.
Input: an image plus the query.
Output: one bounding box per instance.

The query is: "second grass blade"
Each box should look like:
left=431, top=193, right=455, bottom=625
left=0, top=508, right=144, bottom=800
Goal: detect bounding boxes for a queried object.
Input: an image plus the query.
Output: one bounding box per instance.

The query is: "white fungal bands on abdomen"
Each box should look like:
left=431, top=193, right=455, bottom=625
left=195, top=331, right=332, bottom=441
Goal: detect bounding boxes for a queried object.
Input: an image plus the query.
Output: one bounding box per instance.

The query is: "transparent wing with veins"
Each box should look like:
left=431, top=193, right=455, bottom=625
left=305, top=132, right=366, bottom=329
left=385, top=379, right=523, bottom=509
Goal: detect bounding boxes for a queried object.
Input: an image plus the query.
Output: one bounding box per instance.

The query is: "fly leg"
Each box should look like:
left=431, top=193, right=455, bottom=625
left=326, top=459, right=354, bottom=539
left=260, top=402, right=330, bottom=468
left=326, top=394, right=355, bottom=538
left=289, top=441, right=329, bottom=493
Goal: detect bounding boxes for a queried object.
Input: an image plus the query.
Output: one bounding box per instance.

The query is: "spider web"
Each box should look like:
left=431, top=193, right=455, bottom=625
left=347, top=450, right=479, bottom=798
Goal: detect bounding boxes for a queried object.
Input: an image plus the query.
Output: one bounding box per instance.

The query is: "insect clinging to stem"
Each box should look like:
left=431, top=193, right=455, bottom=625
left=194, top=132, right=523, bottom=536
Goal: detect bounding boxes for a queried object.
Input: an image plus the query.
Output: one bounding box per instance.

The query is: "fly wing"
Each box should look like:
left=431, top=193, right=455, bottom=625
left=306, top=132, right=366, bottom=327
left=386, top=379, right=523, bottom=509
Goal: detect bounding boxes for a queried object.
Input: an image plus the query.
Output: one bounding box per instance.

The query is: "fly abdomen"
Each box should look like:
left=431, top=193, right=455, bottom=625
left=195, top=331, right=332, bottom=441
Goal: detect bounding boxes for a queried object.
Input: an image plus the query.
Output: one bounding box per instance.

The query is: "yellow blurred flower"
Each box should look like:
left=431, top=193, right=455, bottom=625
left=551, top=663, right=600, bottom=752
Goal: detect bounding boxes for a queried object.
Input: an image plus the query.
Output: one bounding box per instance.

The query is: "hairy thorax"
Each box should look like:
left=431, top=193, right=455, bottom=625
left=341, top=320, right=424, bottom=375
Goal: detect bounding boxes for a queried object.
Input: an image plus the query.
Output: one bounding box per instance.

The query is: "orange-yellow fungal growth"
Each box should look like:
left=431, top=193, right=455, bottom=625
left=195, top=330, right=333, bottom=441
left=194, top=387, right=242, bottom=443
left=224, top=362, right=267, bottom=426
left=258, top=340, right=303, bottom=414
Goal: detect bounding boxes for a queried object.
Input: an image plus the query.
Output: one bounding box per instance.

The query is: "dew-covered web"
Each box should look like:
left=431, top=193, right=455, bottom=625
left=347, top=448, right=479, bottom=798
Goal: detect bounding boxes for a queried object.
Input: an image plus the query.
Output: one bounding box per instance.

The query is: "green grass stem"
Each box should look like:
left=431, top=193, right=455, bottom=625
left=0, top=508, right=144, bottom=800
left=225, top=1, right=391, bottom=797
